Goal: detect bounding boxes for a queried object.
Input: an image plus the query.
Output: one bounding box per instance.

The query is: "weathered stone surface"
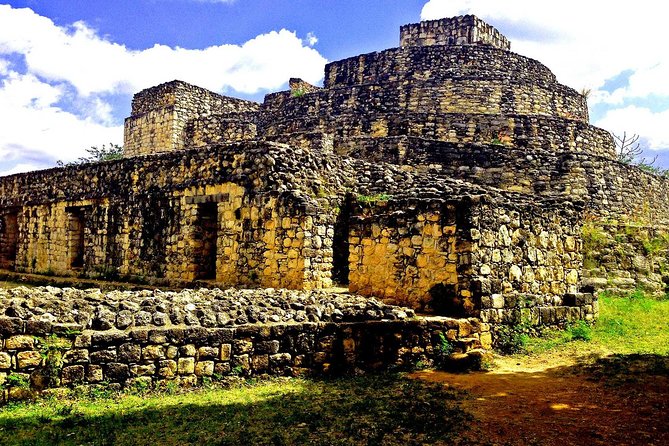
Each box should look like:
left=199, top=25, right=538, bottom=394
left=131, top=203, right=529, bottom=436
left=61, top=365, right=85, bottom=385
left=17, top=351, right=42, bottom=369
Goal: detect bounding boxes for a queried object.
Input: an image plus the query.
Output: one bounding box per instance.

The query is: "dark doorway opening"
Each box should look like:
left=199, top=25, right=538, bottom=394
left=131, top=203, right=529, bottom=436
left=332, top=197, right=353, bottom=285
left=0, top=212, right=18, bottom=270
left=67, top=209, right=85, bottom=269
left=195, top=203, right=218, bottom=280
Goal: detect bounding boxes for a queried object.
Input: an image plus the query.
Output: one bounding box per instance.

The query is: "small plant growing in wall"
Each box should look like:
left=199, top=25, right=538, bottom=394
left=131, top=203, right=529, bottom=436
left=37, top=335, right=72, bottom=387
left=434, top=332, right=454, bottom=370
left=2, top=373, right=30, bottom=390
left=291, top=87, right=307, bottom=98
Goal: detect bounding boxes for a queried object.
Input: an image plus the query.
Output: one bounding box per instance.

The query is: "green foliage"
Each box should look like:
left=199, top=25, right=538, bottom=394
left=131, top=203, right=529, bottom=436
left=37, top=335, right=72, bottom=387
left=356, top=193, right=392, bottom=204
left=494, top=324, right=530, bottom=355
left=57, top=143, right=124, bottom=167
left=567, top=321, right=592, bottom=342
left=3, top=373, right=30, bottom=389
left=291, top=87, right=306, bottom=98
left=0, top=375, right=471, bottom=446
left=524, top=291, right=669, bottom=356
left=433, top=332, right=454, bottom=370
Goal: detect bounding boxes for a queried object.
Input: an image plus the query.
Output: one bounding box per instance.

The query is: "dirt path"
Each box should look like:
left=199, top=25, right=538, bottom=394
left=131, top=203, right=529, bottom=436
left=412, top=350, right=669, bottom=446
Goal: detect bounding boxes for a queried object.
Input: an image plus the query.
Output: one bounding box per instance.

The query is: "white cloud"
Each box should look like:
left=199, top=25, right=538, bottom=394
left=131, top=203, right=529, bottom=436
left=420, top=1, right=665, bottom=92
left=0, top=163, right=51, bottom=177
left=0, top=71, right=123, bottom=165
left=596, top=106, right=669, bottom=152
left=0, top=5, right=328, bottom=174
left=420, top=0, right=669, bottom=150
left=305, top=32, right=319, bottom=47
left=0, top=5, right=327, bottom=96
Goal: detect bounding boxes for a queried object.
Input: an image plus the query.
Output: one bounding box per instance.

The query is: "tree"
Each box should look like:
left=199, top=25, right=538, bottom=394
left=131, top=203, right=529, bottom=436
left=614, top=132, right=668, bottom=177
left=614, top=132, right=643, bottom=165
left=57, top=143, right=123, bottom=167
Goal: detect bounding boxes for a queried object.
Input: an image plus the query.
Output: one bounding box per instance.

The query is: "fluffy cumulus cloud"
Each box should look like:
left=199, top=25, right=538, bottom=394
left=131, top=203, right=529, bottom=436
left=0, top=5, right=327, bottom=175
left=421, top=0, right=669, bottom=152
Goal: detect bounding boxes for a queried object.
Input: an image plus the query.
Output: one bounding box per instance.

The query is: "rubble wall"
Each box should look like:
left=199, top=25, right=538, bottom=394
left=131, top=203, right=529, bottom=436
left=0, top=144, right=336, bottom=290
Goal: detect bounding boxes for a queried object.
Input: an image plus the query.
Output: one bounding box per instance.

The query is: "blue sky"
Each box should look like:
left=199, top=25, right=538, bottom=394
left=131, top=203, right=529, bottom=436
left=1, top=0, right=668, bottom=174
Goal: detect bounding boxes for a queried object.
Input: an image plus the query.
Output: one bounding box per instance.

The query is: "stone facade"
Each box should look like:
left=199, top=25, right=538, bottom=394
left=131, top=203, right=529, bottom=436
left=124, top=81, right=260, bottom=157
left=1, top=14, right=663, bottom=356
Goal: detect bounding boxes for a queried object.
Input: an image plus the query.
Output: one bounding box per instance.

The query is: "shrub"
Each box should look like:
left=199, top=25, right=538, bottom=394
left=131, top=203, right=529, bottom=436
left=567, top=321, right=592, bottom=342
left=494, top=325, right=529, bottom=354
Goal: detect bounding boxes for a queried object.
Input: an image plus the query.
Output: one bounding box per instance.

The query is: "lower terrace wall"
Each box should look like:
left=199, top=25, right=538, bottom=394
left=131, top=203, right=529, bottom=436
left=0, top=287, right=490, bottom=401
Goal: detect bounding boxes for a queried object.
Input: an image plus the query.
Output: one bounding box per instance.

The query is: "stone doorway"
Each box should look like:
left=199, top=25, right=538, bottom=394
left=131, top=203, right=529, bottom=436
left=0, top=212, right=18, bottom=270
left=195, top=202, right=218, bottom=280
left=67, top=208, right=86, bottom=269
left=332, top=197, right=352, bottom=285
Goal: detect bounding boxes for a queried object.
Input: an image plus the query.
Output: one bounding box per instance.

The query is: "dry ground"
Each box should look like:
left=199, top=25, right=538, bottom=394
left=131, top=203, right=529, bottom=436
left=413, top=346, right=669, bottom=446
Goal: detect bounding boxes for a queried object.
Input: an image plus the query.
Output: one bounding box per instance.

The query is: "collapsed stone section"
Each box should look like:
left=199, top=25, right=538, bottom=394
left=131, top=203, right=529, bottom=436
left=400, top=15, right=511, bottom=50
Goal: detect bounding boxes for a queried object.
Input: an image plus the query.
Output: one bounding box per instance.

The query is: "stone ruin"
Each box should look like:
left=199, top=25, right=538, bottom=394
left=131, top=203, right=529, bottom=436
left=1, top=15, right=668, bottom=392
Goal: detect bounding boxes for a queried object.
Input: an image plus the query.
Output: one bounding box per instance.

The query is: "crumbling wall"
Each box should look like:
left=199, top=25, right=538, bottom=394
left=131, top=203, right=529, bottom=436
left=0, top=143, right=340, bottom=289
left=124, top=81, right=260, bottom=157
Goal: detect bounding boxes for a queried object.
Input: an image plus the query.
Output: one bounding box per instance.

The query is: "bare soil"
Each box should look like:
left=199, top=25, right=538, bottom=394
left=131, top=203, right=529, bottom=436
left=412, top=348, right=669, bottom=446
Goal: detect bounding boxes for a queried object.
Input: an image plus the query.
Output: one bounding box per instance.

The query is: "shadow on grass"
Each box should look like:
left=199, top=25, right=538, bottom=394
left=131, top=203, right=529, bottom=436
left=0, top=374, right=484, bottom=446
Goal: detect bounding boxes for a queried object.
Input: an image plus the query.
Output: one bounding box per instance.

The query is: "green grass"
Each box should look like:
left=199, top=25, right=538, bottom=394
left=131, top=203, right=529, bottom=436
left=524, top=292, right=669, bottom=355
left=0, top=375, right=473, bottom=446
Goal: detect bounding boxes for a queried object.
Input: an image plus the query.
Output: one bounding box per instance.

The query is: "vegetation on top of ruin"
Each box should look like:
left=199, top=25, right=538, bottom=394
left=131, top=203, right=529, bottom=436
left=614, top=131, right=669, bottom=177
left=56, top=144, right=124, bottom=167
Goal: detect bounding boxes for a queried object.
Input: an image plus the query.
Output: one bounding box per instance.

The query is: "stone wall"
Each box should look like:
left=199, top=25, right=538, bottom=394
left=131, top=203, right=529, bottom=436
left=400, top=15, right=511, bottom=50
left=184, top=113, right=258, bottom=148
left=325, top=46, right=555, bottom=89
left=124, top=81, right=260, bottom=157
left=0, top=287, right=490, bottom=400
left=347, top=191, right=594, bottom=326
left=582, top=221, right=669, bottom=297
left=0, top=142, right=344, bottom=290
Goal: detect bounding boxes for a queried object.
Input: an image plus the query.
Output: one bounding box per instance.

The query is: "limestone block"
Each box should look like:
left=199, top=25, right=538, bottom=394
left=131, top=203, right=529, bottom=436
left=158, top=360, right=177, bottom=378
left=0, top=352, right=12, bottom=369
left=143, top=345, right=166, bottom=360
left=61, top=365, right=85, bottom=385
left=5, top=336, right=35, bottom=350
left=194, top=361, right=214, bottom=376
left=17, top=351, right=42, bottom=369
left=178, top=357, right=196, bottom=375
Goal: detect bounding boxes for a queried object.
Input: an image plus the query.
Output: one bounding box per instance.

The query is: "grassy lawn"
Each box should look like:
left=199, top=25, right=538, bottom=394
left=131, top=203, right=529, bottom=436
left=524, top=292, right=669, bottom=356
left=0, top=281, right=27, bottom=289
left=0, top=375, right=474, bottom=446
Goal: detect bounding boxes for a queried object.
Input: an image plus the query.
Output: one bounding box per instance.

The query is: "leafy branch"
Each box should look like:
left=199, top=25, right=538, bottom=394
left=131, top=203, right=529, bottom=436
left=57, top=143, right=124, bottom=167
